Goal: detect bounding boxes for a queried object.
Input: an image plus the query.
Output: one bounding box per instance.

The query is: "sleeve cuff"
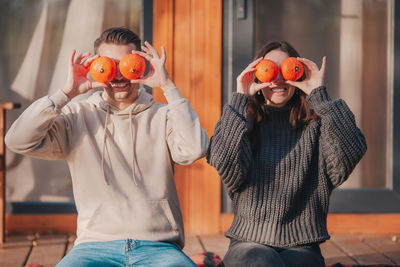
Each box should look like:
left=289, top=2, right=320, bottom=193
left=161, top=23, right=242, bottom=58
left=48, top=90, right=70, bottom=110
left=230, top=93, right=252, bottom=117
left=163, top=87, right=183, bottom=103
left=306, top=86, right=331, bottom=110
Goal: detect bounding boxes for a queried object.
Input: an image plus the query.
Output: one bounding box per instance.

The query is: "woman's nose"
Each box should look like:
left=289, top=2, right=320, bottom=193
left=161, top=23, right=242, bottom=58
left=274, top=69, right=284, bottom=82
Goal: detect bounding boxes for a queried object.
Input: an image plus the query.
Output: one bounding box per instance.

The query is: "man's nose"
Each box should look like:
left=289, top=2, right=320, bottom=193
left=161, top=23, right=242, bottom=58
left=115, top=64, right=123, bottom=79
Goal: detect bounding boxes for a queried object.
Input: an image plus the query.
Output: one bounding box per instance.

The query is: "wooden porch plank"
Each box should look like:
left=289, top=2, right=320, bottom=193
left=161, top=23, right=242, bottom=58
left=196, top=234, right=230, bottom=259
left=0, top=234, right=33, bottom=267
left=320, top=239, right=358, bottom=265
left=185, top=234, right=400, bottom=265
left=183, top=234, right=204, bottom=256
left=361, top=234, right=400, bottom=264
left=331, top=233, right=394, bottom=265
left=26, top=234, right=68, bottom=267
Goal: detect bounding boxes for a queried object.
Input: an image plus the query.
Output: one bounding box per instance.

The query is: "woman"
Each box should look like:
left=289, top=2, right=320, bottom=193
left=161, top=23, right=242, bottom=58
left=207, top=41, right=367, bottom=267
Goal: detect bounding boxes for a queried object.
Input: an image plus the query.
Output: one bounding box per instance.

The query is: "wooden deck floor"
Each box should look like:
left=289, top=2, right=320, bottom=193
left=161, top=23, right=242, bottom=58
left=0, top=233, right=399, bottom=266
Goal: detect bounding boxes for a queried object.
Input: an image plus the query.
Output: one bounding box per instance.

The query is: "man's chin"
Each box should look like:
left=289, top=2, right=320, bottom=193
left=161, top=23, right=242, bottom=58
left=104, top=84, right=138, bottom=103
left=113, top=91, right=132, bottom=100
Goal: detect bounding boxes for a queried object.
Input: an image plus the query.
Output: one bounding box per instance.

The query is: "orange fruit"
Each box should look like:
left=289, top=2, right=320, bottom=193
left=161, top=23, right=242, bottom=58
left=119, top=54, right=146, bottom=80
left=280, top=57, right=304, bottom=81
left=255, top=59, right=279, bottom=83
left=89, top=56, right=116, bottom=83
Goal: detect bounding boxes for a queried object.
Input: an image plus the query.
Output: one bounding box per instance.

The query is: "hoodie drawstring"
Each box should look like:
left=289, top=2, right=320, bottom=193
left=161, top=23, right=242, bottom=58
left=101, top=105, right=139, bottom=186
left=129, top=111, right=138, bottom=186
left=101, top=106, right=110, bottom=185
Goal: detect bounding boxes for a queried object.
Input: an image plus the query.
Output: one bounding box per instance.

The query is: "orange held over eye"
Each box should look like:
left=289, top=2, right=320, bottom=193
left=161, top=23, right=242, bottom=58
left=280, top=57, right=304, bottom=81
left=119, top=54, right=146, bottom=80
left=255, top=59, right=279, bottom=83
left=89, top=56, right=117, bottom=83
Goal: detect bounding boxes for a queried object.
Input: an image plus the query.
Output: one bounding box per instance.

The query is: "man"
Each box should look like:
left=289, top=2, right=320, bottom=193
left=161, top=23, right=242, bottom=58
left=6, top=27, right=208, bottom=266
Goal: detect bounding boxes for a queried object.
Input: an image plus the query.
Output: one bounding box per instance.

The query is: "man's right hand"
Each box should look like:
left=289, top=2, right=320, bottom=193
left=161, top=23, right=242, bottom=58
left=62, top=50, right=107, bottom=99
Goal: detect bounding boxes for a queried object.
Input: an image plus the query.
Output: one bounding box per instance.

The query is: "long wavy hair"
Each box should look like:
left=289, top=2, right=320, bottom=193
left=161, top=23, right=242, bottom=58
left=248, top=41, right=318, bottom=149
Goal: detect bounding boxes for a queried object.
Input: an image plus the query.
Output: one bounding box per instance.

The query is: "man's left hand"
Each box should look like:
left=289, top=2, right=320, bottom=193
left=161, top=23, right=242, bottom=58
left=130, top=41, right=176, bottom=91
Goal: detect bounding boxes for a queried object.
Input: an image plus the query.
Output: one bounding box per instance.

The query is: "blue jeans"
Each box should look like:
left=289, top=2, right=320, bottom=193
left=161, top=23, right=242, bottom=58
left=56, top=239, right=197, bottom=267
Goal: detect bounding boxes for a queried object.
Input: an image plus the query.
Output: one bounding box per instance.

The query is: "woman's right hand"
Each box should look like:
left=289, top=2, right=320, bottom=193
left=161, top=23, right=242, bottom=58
left=236, top=58, right=271, bottom=96
left=62, top=50, right=107, bottom=99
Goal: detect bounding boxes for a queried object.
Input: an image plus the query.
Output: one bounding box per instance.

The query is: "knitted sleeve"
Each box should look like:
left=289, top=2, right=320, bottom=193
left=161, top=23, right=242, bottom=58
left=307, top=86, right=367, bottom=187
left=207, top=93, right=253, bottom=196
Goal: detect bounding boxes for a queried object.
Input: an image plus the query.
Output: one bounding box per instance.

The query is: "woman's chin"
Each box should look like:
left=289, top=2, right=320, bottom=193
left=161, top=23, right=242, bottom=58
left=266, top=97, right=291, bottom=107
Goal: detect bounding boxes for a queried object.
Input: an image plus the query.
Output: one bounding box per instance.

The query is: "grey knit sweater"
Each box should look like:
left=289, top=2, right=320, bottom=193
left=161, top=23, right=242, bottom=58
left=207, top=86, right=367, bottom=248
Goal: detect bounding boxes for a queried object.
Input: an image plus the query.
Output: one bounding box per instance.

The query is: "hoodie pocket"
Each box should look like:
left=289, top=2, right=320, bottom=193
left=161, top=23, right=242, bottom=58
left=148, top=199, right=179, bottom=232
left=82, top=198, right=180, bottom=236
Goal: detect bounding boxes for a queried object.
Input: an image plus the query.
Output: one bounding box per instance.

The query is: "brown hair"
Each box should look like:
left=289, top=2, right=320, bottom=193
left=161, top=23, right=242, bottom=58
left=248, top=41, right=318, bottom=149
left=94, top=27, right=141, bottom=53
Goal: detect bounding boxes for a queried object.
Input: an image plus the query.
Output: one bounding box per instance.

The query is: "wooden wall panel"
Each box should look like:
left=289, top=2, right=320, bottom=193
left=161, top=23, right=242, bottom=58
left=327, top=214, right=400, bottom=234
left=152, top=0, right=174, bottom=103
left=153, top=0, right=222, bottom=234
left=6, top=214, right=77, bottom=234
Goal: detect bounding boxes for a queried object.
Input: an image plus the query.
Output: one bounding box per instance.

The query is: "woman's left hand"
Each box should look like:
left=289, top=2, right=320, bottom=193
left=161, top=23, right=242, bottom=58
left=286, top=56, right=326, bottom=95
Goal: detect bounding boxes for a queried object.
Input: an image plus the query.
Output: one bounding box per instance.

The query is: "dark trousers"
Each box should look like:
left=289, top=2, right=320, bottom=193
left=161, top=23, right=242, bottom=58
left=223, top=238, right=325, bottom=267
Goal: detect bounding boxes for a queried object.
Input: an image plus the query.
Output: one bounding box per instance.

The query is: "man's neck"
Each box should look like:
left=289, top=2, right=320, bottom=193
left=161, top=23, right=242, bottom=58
left=110, top=101, right=135, bottom=111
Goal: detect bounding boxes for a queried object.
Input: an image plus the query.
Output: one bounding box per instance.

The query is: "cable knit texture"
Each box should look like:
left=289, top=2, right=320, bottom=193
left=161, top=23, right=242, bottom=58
left=207, top=86, right=367, bottom=247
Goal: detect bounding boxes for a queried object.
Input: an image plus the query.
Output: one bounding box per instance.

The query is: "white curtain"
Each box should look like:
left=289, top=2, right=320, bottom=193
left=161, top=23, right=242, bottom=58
left=11, top=2, right=48, bottom=100
left=48, top=0, right=106, bottom=95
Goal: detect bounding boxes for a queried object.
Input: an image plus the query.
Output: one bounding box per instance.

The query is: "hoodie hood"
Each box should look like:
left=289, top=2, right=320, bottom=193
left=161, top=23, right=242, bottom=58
left=87, top=88, right=154, bottom=115
left=87, top=88, right=154, bottom=186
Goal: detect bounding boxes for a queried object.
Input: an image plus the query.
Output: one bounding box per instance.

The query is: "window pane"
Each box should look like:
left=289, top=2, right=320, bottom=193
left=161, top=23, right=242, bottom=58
left=254, top=0, right=392, bottom=188
left=1, top=0, right=144, bottom=202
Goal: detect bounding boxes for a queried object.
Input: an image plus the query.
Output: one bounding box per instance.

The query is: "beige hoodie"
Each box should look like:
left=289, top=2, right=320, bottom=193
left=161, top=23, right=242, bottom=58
left=5, top=87, right=209, bottom=248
